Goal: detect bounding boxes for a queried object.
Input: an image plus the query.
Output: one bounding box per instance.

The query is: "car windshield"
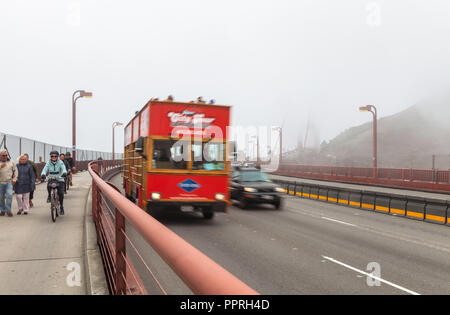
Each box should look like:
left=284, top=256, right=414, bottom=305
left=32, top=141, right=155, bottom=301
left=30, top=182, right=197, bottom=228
left=239, top=170, right=270, bottom=182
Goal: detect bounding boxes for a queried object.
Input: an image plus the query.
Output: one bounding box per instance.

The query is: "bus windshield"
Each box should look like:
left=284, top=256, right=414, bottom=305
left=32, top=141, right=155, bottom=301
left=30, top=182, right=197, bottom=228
left=192, top=141, right=225, bottom=171
left=152, top=140, right=189, bottom=170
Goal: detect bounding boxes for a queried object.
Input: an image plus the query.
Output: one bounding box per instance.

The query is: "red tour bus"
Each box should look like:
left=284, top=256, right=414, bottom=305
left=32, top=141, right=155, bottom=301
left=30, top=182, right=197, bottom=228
left=123, top=98, right=231, bottom=219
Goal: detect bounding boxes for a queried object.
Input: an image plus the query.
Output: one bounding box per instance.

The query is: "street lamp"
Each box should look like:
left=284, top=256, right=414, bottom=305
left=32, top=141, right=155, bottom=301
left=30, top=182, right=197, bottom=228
left=72, top=90, right=93, bottom=166
left=359, top=105, right=377, bottom=178
left=112, top=121, right=123, bottom=164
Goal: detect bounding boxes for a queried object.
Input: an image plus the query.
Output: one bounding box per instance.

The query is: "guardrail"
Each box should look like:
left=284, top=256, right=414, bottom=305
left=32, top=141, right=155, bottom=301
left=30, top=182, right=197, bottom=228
left=89, top=160, right=258, bottom=295
left=275, top=164, right=450, bottom=193
left=274, top=178, right=450, bottom=226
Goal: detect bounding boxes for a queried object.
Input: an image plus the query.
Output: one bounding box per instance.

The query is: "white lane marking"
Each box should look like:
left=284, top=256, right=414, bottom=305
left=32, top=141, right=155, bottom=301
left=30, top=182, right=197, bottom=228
left=322, top=256, right=420, bottom=295
left=285, top=203, right=450, bottom=253
left=321, top=217, right=357, bottom=227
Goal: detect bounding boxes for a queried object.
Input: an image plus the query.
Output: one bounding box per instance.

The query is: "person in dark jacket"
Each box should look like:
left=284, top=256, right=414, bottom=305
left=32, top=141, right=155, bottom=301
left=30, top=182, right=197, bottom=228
left=60, top=153, right=71, bottom=194
left=14, top=155, right=36, bottom=215
left=23, top=153, right=38, bottom=208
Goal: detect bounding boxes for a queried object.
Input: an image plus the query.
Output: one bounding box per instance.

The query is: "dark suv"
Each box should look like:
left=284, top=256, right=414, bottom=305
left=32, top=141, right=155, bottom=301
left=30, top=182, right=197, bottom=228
left=230, top=167, right=284, bottom=209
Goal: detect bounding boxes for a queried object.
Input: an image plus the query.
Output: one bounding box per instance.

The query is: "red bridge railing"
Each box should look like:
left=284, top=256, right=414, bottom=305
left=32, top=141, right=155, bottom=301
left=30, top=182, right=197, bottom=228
left=275, top=164, right=450, bottom=193
left=88, top=161, right=258, bottom=295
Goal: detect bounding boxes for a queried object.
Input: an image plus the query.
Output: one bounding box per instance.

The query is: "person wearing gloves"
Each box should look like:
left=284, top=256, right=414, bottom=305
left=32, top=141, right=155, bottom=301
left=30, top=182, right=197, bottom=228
left=41, top=151, right=67, bottom=215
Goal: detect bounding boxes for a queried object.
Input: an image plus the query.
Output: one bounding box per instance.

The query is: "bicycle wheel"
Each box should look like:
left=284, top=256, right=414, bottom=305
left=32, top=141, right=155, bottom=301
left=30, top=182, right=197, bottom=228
left=51, top=191, right=58, bottom=222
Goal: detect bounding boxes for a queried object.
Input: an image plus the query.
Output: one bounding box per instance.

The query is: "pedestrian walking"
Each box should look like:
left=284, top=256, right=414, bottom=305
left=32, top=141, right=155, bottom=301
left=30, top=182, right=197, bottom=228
left=0, top=149, right=18, bottom=217
left=14, top=155, right=35, bottom=215
left=23, top=153, right=38, bottom=208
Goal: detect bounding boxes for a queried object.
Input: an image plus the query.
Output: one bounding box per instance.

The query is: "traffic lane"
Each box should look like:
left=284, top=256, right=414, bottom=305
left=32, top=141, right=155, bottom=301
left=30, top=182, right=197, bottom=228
left=283, top=195, right=450, bottom=253
left=109, top=175, right=448, bottom=294
left=121, top=201, right=398, bottom=294
left=159, top=198, right=450, bottom=295
left=277, top=196, right=450, bottom=294
left=133, top=206, right=403, bottom=295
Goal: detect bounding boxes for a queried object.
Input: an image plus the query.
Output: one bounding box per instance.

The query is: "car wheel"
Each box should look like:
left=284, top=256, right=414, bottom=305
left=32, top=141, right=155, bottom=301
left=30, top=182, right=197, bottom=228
left=274, top=200, right=283, bottom=210
left=239, top=197, right=248, bottom=209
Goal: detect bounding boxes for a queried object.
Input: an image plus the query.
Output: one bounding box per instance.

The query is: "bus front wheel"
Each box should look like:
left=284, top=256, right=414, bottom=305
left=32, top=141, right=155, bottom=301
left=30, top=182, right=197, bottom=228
left=202, top=209, right=215, bottom=220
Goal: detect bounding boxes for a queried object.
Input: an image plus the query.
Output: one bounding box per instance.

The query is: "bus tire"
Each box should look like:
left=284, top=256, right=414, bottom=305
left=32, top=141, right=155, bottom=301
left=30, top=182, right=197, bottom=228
left=202, top=210, right=215, bottom=220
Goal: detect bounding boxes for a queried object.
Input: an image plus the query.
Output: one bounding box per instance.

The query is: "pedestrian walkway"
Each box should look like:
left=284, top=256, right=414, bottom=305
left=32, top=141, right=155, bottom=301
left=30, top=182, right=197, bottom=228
left=0, top=171, right=94, bottom=294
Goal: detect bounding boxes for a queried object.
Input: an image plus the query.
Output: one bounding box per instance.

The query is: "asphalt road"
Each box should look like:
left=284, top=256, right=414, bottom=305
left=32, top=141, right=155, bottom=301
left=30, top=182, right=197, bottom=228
left=111, top=175, right=450, bottom=295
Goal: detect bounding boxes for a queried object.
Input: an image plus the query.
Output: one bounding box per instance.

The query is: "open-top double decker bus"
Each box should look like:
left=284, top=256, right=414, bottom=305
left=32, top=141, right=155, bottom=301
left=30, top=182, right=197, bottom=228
left=123, top=99, right=231, bottom=219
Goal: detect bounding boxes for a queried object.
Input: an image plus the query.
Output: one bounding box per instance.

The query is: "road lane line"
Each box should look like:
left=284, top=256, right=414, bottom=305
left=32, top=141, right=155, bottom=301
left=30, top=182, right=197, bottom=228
left=321, top=217, right=357, bottom=227
left=322, top=256, right=420, bottom=295
left=283, top=202, right=450, bottom=253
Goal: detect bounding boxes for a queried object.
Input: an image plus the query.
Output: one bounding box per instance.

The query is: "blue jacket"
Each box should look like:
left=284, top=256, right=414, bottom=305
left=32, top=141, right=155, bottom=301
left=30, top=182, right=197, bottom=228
left=14, top=163, right=36, bottom=194
left=41, top=159, right=67, bottom=182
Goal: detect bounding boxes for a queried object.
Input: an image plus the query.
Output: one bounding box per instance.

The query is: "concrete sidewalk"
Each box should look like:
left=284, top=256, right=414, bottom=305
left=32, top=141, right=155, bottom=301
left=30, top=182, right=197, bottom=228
left=0, top=171, right=106, bottom=295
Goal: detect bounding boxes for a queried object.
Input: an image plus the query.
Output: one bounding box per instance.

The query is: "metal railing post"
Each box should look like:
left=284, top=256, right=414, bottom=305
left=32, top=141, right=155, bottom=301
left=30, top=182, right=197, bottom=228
left=115, top=208, right=127, bottom=295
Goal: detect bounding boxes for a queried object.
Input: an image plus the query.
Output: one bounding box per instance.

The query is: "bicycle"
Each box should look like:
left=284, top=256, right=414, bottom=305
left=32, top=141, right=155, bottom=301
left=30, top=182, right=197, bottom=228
left=48, top=179, right=60, bottom=222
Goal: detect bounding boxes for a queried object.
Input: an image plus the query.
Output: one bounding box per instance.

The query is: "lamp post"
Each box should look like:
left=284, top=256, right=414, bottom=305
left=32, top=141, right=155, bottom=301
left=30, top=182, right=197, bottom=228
left=359, top=105, right=377, bottom=178
left=72, top=90, right=93, bottom=166
left=112, top=121, right=123, bottom=164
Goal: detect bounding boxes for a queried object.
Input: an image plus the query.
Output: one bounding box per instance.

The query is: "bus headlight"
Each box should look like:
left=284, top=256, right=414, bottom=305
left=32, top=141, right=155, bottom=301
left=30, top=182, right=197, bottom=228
left=215, top=193, right=226, bottom=201
left=275, top=187, right=285, bottom=193
left=244, top=187, right=257, bottom=193
left=151, top=192, right=161, bottom=200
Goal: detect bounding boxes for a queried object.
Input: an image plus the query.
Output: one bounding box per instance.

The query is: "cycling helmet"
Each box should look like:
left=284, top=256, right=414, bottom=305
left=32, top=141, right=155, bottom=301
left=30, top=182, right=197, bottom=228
left=50, top=151, right=59, bottom=156
left=66, top=152, right=71, bottom=157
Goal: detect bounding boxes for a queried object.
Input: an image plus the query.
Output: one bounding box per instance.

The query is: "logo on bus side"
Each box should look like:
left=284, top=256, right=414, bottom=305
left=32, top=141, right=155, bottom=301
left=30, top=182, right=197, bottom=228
left=168, top=111, right=215, bottom=128
left=178, top=179, right=201, bottom=193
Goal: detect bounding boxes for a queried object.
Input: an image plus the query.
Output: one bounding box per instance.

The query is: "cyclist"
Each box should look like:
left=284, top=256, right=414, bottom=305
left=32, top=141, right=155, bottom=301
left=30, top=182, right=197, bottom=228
left=59, top=153, right=71, bottom=194
left=41, top=151, right=67, bottom=215
left=65, top=152, right=74, bottom=186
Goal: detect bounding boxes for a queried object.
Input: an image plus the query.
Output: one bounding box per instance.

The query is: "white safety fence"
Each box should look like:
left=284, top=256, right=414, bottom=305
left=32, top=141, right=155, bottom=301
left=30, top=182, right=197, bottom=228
left=0, top=132, right=122, bottom=163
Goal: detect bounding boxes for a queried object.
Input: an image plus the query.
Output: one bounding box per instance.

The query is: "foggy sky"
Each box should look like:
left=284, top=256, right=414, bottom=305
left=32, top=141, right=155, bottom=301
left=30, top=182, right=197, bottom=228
left=1, top=0, right=450, bottom=153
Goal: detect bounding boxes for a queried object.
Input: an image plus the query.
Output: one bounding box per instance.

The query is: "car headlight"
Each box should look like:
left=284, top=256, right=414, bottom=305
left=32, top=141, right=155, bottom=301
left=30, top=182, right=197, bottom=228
left=215, top=193, right=226, bottom=201
left=151, top=192, right=161, bottom=200
left=275, top=187, right=285, bottom=193
left=244, top=187, right=257, bottom=193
